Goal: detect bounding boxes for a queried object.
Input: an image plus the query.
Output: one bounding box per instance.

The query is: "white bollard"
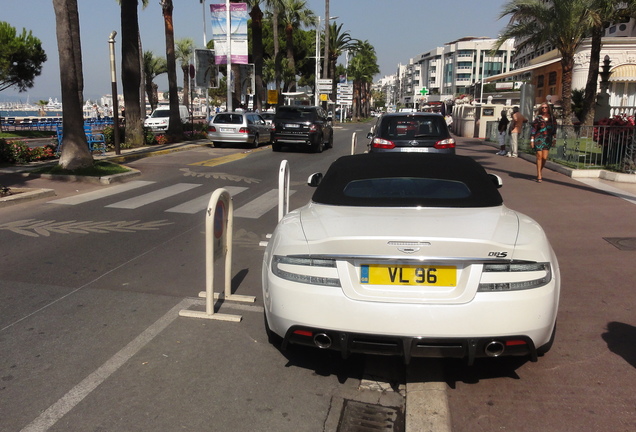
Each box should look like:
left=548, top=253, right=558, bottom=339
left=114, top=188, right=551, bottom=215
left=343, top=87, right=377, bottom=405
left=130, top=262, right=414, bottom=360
left=351, top=132, right=357, bottom=154
left=278, top=160, right=290, bottom=221
left=179, top=188, right=254, bottom=322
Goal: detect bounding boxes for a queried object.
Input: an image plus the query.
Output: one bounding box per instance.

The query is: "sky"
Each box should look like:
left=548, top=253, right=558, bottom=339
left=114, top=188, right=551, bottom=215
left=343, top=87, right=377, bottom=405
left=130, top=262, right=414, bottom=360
left=2, top=0, right=509, bottom=103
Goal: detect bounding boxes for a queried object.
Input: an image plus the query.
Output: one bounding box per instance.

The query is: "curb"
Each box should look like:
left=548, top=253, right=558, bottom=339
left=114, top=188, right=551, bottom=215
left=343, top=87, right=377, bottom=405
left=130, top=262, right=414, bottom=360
left=17, top=168, right=142, bottom=185
left=0, top=187, right=56, bottom=207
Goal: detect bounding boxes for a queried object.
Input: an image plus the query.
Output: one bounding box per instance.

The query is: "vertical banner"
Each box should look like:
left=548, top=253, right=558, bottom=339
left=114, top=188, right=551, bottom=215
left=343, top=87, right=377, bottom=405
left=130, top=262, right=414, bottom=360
left=210, top=3, right=248, bottom=64
left=195, top=49, right=218, bottom=88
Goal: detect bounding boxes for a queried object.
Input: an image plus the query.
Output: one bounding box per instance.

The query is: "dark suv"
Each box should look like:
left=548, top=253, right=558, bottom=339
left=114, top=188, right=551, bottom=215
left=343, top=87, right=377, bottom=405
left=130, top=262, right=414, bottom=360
left=367, top=112, right=455, bottom=154
left=272, top=105, right=333, bottom=153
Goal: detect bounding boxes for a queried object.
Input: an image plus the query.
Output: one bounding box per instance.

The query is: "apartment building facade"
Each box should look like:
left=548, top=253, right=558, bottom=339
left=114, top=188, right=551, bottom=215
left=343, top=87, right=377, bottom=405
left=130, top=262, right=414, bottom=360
left=389, top=37, right=516, bottom=109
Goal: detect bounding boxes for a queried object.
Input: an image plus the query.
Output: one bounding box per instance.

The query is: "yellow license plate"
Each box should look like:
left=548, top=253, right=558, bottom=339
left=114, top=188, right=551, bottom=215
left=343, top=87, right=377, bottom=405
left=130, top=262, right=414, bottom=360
left=360, top=264, right=456, bottom=286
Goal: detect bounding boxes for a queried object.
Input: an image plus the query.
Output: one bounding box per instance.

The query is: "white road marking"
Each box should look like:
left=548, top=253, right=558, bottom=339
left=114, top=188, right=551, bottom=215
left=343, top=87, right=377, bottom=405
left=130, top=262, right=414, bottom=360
left=19, top=298, right=196, bottom=432
left=234, top=189, right=295, bottom=219
left=165, top=186, right=248, bottom=214
left=106, top=183, right=202, bottom=209
left=48, top=180, right=155, bottom=205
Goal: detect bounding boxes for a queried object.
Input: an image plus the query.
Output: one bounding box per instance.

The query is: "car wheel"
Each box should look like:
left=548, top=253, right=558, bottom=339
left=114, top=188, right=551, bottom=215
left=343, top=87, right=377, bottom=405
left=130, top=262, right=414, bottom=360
left=272, top=142, right=282, bottom=152
left=251, top=134, right=259, bottom=148
left=537, top=321, right=557, bottom=356
left=264, top=312, right=283, bottom=348
left=313, top=136, right=324, bottom=153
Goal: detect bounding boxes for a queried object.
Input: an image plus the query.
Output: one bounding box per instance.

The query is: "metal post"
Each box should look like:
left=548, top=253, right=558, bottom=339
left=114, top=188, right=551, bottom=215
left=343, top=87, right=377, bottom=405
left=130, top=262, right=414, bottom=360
left=108, top=31, right=121, bottom=155
left=315, top=16, right=321, bottom=106
left=226, top=0, right=232, bottom=112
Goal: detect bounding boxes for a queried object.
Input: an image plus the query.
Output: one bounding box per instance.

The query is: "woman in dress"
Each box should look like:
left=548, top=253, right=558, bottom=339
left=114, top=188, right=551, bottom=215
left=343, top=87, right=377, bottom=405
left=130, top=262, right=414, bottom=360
left=530, top=104, right=558, bottom=182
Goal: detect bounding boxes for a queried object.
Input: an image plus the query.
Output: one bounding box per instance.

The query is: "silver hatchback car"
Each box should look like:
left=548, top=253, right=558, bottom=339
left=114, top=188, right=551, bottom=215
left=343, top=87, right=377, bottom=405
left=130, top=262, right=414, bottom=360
left=207, top=112, right=272, bottom=148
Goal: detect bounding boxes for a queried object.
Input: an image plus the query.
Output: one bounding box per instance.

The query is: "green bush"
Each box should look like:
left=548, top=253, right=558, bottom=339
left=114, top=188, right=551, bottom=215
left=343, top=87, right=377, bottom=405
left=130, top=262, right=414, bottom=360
left=0, top=139, right=57, bottom=164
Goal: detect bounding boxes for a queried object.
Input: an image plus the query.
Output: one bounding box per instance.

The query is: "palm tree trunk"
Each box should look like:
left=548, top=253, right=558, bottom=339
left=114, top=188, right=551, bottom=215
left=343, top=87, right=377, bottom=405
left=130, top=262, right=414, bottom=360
left=561, top=55, right=575, bottom=127
left=285, top=24, right=296, bottom=92
left=121, top=0, right=143, bottom=147
left=581, top=26, right=603, bottom=126
left=250, top=5, right=264, bottom=111
left=272, top=3, right=282, bottom=105
left=52, top=0, right=93, bottom=170
left=161, top=0, right=182, bottom=135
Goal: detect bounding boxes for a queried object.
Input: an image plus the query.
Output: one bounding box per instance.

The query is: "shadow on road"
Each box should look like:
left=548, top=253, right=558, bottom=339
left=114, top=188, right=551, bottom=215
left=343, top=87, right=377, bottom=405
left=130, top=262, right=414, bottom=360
left=602, top=321, right=636, bottom=368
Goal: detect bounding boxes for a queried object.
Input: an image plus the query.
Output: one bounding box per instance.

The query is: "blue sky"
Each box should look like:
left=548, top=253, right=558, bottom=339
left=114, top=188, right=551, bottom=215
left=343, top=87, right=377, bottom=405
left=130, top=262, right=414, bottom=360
left=2, top=0, right=508, bottom=102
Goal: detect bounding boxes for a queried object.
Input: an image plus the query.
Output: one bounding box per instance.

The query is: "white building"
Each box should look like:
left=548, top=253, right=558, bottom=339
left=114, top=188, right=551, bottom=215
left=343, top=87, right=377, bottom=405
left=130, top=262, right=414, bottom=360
left=394, top=37, right=516, bottom=108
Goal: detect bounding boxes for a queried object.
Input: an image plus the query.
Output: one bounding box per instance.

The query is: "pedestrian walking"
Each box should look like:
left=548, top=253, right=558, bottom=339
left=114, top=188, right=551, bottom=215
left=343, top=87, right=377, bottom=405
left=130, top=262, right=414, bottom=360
left=509, top=106, right=527, bottom=158
left=496, top=109, right=509, bottom=155
left=530, top=103, right=558, bottom=183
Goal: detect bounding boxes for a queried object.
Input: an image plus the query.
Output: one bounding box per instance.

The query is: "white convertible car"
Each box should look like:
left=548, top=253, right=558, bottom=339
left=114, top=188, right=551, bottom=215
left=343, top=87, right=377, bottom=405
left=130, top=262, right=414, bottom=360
left=262, top=153, right=560, bottom=364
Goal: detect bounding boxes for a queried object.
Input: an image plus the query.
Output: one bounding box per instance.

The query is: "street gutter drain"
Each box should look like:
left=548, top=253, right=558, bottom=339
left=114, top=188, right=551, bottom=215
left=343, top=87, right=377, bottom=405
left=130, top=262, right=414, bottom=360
left=604, top=237, right=636, bottom=251
left=337, top=400, right=404, bottom=432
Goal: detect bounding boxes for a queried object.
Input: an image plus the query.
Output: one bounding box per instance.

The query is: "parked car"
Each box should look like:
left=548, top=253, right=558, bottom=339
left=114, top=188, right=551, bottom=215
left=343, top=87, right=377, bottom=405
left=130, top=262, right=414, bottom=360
left=262, top=153, right=560, bottom=364
left=144, top=105, right=190, bottom=132
left=207, top=112, right=272, bottom=148
left=367, top=112, right=455, bottom=154
left=271, top=105, right=333, bottom=153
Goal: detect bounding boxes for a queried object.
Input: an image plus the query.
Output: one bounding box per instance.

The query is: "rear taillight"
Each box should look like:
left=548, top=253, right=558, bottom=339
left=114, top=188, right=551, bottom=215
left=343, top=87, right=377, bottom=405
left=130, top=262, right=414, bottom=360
left=434, top=138, right=456, bottom=149
left=371, top=137, right=395, bottom=149
left=208, top=126, right=217, bottom=132
left=239, top=127, right=249, bottom=133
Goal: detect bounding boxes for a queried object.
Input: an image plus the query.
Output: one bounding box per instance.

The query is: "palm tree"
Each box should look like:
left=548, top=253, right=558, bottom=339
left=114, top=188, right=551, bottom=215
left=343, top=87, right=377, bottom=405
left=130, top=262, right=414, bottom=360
left=143, top=51, right=167, bottom=112
left=265, top=0, right=283, bottom=105
left=52, top=0, right=92, bottom=170
left=175, top=38, right=195, bottom=111
left=248, top=0, right=265, bottom=111
left=160, top=0, right=182, bottom=135
left=326, top=22, right=357, bottom=101
left=278, top=0, right=316, bottom=92
left=496, top=0, right=594, bottom=126
left=347, top=40, right=379, bottom=120
left=120, top=0, right=145, bottom=147
left=580, top=0, right=636, bottom=125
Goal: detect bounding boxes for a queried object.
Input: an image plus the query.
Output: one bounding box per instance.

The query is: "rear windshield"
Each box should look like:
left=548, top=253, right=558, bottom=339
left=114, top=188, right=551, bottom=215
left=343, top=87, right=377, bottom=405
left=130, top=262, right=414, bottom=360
left=275, top=107, right=317, bottom=121
left=378, top=115, right=447, bottom=139
left=213, top=114, right=244, bottom=124
left=343, top=178, right=471, bottom=200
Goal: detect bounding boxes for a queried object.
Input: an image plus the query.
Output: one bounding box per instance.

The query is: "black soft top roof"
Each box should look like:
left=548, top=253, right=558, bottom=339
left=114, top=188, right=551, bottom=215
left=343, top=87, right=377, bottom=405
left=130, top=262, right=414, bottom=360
left=312, top=153, right=503, bottom=208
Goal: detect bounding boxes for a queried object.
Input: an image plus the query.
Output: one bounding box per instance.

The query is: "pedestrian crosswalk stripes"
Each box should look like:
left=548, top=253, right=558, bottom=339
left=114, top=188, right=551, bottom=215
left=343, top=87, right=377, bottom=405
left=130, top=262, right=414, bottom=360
left=165, top=186, right=248, bottom=214
left=48, top=180, right=155, bottom=205
left=234, top=189, right=296, bottom=219
left=48, top=182, right=288, bottom=219
left=106, top=183, right=202, bottom=209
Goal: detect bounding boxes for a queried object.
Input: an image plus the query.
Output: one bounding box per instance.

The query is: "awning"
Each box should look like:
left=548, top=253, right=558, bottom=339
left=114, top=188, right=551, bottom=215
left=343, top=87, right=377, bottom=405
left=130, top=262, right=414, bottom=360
left=484, top=57, right=562, bottom=83
left=609, top=64, right=636, bottom=82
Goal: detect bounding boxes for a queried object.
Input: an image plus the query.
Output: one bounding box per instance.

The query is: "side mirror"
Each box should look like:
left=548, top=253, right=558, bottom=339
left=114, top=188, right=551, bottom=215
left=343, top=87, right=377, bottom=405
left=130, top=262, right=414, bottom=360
left=489, top=173, right=503, bottom=189
left=308, top=172, right=323, bottom=187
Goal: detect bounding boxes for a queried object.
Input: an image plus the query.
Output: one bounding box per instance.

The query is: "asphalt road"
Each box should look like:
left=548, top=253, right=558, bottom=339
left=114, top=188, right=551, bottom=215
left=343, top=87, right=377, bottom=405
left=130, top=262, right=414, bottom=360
left=1, top=123, right=635, bottom=432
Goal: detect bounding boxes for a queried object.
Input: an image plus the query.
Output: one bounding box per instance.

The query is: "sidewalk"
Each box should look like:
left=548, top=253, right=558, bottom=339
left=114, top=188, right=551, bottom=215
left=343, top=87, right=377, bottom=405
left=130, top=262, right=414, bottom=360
left=476, top=136, right=636, bottom=201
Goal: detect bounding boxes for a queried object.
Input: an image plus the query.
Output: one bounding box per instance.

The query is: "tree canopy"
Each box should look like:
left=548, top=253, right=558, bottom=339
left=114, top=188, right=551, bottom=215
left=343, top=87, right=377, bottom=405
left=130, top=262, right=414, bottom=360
left=0, top=21, right=47, bottom=93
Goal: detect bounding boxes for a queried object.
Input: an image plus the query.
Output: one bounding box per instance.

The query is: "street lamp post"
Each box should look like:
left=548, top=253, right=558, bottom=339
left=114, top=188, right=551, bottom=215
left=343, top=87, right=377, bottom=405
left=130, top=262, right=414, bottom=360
left=314, top=16, right=322, bottom=106
left=108, top=31, right=121, bottom=155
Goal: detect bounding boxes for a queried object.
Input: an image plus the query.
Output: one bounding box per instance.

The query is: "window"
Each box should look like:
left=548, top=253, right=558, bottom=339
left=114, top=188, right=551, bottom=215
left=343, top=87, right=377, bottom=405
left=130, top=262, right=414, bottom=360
left=537, top=75, right=545, bottom=88
left=548, top=72, right=557, bottom=86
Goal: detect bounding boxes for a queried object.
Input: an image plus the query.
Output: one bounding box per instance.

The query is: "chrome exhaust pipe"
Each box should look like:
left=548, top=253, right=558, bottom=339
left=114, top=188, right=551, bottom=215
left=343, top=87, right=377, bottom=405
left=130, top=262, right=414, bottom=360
left=313, top=333, right=332, bottom=349
left=484, top=340, right=505, bottom=357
